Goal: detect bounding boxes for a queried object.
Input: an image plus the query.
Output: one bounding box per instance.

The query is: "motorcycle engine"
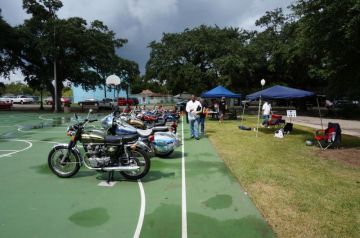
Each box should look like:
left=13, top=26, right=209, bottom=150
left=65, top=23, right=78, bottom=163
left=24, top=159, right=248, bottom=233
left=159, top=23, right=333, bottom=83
left=85, top=144, right=111, bottom=168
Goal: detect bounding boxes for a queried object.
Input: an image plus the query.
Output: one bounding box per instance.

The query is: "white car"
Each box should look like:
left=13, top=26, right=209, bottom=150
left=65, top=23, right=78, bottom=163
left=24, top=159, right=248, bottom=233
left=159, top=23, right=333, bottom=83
left=98, top=98, right=116, bottom=109
left=12, top=95, right=35, bottom=104
left=0, top=96, right=15, bottom=103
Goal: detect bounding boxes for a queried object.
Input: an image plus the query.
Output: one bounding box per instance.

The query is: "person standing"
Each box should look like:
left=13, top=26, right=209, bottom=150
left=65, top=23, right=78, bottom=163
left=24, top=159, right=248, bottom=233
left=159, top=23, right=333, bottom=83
left=262, top=101, right=272, bottom=127
left=186, top=95, right=202, bottom=140
left=199, top=99, right=208, bottom=135
left=219, top=97, right=227, bottom=123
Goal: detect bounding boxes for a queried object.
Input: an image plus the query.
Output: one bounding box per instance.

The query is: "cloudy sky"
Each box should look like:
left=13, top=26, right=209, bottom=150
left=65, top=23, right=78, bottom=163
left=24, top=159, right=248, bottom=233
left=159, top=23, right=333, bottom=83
left=0, top=0, right=293, bottom=82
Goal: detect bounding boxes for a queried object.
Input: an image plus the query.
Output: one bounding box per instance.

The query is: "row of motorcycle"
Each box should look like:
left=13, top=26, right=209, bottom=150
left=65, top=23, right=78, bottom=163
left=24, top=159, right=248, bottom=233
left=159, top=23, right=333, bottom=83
left=47, top=108, right=181, bottom=181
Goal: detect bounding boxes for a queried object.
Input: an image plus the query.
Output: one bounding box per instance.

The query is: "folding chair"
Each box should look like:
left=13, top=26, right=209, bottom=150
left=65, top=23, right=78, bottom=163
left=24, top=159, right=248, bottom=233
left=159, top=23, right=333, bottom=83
left=267, top=114, right=285, bottom=128
left=314, top=122, right=341, bottom=150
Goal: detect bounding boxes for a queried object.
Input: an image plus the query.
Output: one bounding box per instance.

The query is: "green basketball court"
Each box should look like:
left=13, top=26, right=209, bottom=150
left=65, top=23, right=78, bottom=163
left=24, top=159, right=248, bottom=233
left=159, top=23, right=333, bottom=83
left=0, top=111, right=274, bottom=237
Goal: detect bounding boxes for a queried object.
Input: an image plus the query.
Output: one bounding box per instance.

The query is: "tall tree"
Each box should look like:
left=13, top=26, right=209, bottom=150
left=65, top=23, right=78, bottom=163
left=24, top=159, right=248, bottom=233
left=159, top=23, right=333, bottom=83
left=17, top=0, right=128, bottom=111
left=0, top=9, right=21, bottom=77
left=146, top=25, right=248, bottom=95
left=292, top=0, right=360, bottom=97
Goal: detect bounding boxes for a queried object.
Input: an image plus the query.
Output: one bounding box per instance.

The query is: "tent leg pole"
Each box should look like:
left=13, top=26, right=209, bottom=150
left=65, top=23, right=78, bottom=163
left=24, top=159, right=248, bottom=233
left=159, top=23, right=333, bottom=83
left=316, top=97, right=323, bottom=130
left=241, top=102, right=246, bottom=124
left=256, top=98, right=261, bottom=137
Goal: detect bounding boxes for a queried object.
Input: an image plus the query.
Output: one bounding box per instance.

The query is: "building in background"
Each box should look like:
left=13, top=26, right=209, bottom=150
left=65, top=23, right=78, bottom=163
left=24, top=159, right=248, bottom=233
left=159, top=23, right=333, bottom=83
left=71, top=85, right=127, bottom=103
left=132, top=89, right=174, bottom=105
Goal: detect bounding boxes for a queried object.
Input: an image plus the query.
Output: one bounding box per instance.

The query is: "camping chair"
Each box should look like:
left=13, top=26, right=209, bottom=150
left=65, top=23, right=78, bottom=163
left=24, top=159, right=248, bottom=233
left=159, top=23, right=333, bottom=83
left=267, top=114, right=285, bottom=128
left=314, top=122, right=341, bottom=150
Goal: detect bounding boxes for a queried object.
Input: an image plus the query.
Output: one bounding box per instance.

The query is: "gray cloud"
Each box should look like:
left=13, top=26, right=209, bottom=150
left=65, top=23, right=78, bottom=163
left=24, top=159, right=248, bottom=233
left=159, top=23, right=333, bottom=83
left=0, top=0, right=293, bottom=81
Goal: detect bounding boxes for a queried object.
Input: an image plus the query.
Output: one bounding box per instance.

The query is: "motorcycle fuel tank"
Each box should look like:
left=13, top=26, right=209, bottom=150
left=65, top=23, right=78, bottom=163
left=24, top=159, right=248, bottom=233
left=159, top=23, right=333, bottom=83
left=81, top=130, right=105, bottom=143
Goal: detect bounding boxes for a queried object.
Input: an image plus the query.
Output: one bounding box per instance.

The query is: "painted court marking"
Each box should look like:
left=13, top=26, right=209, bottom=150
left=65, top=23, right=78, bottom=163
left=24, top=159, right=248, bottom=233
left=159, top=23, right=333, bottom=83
left=181, top=116, right=187, bottom=238
left=0, top=139, right=33, bottom=158
left=134, top=179, right=146, bottom=238
left=39, top=115, right=54, bottom=121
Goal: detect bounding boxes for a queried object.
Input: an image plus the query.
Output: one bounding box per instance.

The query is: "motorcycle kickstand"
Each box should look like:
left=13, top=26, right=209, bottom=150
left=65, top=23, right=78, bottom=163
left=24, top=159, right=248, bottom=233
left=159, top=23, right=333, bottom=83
left=107, top=171, right=114, bottom=184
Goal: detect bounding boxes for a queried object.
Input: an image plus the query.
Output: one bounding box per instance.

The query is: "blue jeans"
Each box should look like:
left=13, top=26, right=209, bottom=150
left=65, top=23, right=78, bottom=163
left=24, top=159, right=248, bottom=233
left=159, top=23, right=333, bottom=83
left=262, top=115, right=270, bottom=126
left=199, top=117, right=205, bottom=134
left=189, top=118, right=200, bottom=138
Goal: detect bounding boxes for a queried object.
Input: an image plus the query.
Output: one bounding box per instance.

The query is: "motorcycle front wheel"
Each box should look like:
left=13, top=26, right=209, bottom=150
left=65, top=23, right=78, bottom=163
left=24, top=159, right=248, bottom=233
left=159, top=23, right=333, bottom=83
left=48, top=146, right=80, bottom=178
left=120, top=148, right=150, bottom=180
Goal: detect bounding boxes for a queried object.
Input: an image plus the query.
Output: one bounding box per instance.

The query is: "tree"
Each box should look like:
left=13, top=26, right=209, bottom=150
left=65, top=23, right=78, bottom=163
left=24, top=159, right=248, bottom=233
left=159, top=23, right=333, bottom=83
left=146, top=25, right=249, bottom=95
left=0, top=9, right=21, bottom=77
left=291, top=0, right=360, bottom=98
left=17, top=0, right=128, bottom=111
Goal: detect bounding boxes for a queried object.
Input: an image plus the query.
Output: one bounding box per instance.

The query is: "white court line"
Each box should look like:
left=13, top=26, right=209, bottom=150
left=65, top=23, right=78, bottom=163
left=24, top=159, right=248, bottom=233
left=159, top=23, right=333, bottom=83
left=0, top=139, right=32, bottom=158
left=17, top=126, right=65, bottom=133
left=39, top=115, right=54, bottom=121
left=133, top=179, right=146, bottom=238
left=181, top=116, right=187, bottom=238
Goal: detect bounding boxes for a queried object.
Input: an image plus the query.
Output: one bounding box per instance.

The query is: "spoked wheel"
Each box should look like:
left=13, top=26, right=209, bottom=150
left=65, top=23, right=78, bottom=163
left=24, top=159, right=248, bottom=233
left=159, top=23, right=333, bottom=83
left=48, top=146, right=80, bottom=178
left=120, top=148, right=150, bottom=180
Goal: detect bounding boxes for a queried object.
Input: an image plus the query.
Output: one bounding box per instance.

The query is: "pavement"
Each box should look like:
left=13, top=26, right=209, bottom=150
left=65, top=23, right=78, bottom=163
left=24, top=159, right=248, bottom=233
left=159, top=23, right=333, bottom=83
left=0, top=112, right=274, bottom=238
left=291, top=116, right=360, bottom=137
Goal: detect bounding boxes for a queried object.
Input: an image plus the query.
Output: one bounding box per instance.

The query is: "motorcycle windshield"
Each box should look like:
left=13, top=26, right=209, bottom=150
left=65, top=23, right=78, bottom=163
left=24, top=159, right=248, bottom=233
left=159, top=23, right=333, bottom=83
left=101, top=114, right=113, bottom=129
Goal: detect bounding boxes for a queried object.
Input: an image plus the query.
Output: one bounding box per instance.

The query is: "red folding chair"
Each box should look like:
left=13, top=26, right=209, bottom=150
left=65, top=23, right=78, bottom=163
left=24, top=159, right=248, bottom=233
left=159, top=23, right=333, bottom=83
left=314, top=123, right=341, bottom=150
left=267, top=114, right=285, bottom=128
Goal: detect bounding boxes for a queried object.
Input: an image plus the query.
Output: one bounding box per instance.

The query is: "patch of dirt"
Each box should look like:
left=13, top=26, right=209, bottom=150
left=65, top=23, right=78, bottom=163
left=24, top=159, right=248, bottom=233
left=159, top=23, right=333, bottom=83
left=317, top=148, right=360, bottom=168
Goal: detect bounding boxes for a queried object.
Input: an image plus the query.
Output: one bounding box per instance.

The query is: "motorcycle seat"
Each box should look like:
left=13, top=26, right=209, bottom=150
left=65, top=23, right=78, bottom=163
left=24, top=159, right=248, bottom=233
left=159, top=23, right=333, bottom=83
left=105, top=134, right=138, bottom=144
left=137, top=129, right=153, bottom=137
left=152, top=126, right=168, bottom=132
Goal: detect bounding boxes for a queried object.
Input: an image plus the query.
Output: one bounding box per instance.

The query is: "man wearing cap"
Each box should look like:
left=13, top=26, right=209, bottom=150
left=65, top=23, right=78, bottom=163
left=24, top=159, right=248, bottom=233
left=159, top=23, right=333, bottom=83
left=186, top=95, right=202, bottom=140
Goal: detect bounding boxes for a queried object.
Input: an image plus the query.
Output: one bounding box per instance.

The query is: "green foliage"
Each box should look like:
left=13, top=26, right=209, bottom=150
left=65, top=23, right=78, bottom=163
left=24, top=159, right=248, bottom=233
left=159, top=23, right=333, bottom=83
left=146, top=1, right=359, bottom=99
left=0, top=12, right=21, bottom=77
left=146, top=25, right=249, bottom=95
left=291, top=0, right=360, bottom=98
left=15, top=0, right=133, bottom=111
left=1, top=82, right=34, bottom=95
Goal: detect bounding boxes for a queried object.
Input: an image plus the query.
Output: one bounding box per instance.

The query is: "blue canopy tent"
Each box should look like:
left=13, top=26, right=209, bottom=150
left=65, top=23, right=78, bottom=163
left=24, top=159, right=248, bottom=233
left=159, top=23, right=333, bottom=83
left=201, top=86, right=241, bottom=98
left=244, top=85, right=321, bottom=136
left=246, top=85, right=314, bottom=100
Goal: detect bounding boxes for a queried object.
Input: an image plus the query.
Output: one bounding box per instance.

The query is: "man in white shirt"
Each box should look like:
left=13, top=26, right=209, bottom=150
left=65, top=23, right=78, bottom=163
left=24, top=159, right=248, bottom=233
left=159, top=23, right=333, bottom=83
left=262, top=101, right=271, bottom=127
left=186, top=95, right=202, bottom=140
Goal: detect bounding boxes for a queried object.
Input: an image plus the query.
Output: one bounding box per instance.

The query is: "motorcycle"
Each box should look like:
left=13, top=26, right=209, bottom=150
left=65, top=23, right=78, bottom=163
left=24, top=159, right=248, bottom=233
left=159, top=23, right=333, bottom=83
left=102, top=112, right=181, bottom=158
left=48, top=111, right=151, bottom=182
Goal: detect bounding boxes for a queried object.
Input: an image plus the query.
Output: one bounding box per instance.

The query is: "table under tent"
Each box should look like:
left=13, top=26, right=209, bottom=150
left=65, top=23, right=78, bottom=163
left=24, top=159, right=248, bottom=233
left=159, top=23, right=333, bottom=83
left=201, top=86, right=241, bottom=119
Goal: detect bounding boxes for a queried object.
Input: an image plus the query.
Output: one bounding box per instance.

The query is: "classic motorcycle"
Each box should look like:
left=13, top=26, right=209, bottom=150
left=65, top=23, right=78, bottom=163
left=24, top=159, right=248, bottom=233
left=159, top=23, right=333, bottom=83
left=48, top=111, right=151, bottom=181
left=102, top=112, right=181, bottom=158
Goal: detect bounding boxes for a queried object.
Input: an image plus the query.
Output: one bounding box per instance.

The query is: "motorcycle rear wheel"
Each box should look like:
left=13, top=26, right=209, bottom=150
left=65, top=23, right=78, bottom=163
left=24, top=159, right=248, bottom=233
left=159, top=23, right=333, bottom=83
left=120, top=149, right=150, bottom=180
left=48, top=146, right=80, bottom=178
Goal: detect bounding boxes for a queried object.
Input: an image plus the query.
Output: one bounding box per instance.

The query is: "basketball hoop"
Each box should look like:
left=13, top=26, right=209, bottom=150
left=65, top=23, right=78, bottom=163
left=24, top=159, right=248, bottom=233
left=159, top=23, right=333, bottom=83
left=106, top=75, right=121, bottom=86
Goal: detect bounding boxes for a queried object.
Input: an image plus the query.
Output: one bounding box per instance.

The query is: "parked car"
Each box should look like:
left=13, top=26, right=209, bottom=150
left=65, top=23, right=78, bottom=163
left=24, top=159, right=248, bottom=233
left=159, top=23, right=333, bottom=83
left=98, top=98, right=116, bottom=109
left=117, top=97, right=134, bottom=106
left=333, top=99, right=359, bottom=109
left=0, top=96, right=13, bottom=104
left=12, top=95, right=35, bottom=104
left=0, top=95, right=16, bottom=103
left=78, top=98, right=99, bottom=107
left=0, top=100, right=12, bottom=110
left=44, top=97, right=72, bottom=106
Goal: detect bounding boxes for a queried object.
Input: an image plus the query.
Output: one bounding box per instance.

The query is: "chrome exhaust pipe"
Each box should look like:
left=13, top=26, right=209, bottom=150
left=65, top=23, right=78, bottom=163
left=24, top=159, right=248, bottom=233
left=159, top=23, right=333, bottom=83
left=88, top=165, right=140, bottom=172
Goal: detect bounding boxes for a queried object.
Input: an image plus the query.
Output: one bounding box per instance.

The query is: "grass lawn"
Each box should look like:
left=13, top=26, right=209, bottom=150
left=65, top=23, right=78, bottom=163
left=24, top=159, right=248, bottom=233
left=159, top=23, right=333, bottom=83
left=206, top=116, right=360, bottom=238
